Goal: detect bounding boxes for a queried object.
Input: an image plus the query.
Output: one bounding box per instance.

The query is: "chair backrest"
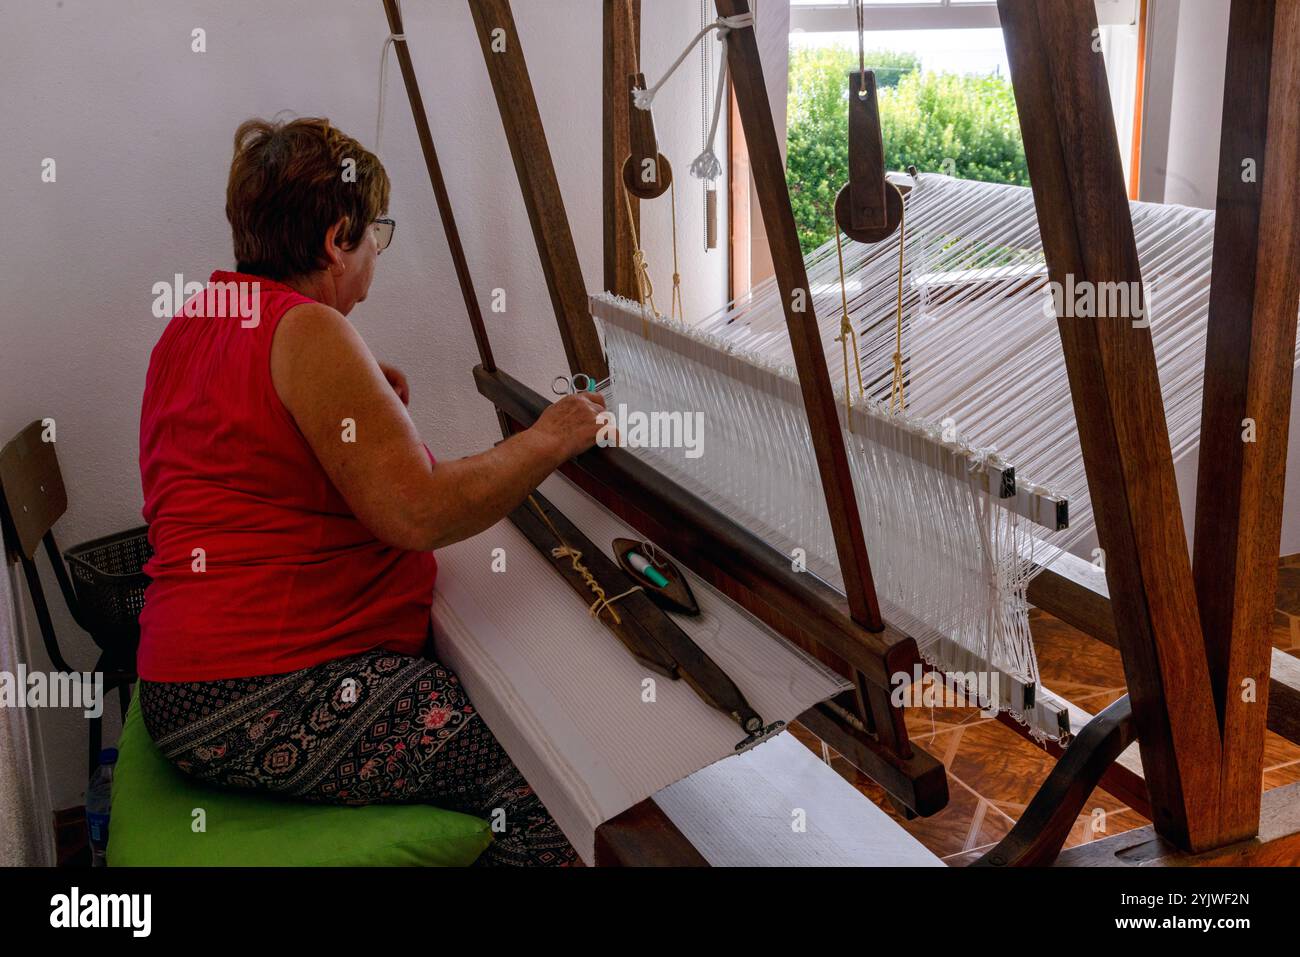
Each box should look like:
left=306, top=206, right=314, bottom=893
left=0, top=420, right=68, bottom=561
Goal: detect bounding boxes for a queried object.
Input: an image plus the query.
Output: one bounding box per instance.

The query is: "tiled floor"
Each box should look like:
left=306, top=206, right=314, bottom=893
left=790, top=556, right=1300, bottom=865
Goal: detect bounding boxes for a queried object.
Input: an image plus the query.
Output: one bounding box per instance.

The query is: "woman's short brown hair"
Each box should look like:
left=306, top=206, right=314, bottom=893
left=226, top=117, right=390, bottom=281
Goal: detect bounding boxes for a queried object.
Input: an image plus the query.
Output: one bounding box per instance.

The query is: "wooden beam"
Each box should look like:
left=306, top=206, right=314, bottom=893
left=846, top=71, right=887, bottom=231
left=713, top=0, right=884, bottom=633
left=594, top=799, right=709, bottom=866
left=603, top=0, right=641, bottom=299
left=1268, top=650, right=1300, bottom=745
left=1191, top=0, right=1300, bottom=845
left=381, top=0, right=498, bottom=376
left=467, top=0, right=608, bottom=379
left=797, top=700, right=949, bottom=816
left=998, top=0, right=1223, bottom=851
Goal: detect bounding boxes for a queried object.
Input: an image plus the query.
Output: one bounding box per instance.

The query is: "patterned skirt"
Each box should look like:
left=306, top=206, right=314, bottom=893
left=138, top=650, right=578, bottom=867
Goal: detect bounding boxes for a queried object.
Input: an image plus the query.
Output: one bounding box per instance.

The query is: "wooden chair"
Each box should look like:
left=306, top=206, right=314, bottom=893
left=0, top=420, right=142, bottom=778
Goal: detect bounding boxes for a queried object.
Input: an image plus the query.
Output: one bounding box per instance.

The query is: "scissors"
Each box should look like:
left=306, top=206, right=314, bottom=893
left=552, top=373, right=613, bottom=397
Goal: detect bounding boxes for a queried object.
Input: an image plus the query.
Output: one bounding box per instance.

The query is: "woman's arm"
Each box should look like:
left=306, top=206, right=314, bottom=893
left=270, top=301, right=605, bottom=551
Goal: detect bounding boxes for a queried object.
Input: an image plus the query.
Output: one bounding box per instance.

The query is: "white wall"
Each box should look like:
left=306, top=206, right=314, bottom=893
left=1160, top=0, right=1231, bottom=208
left=0, top=0, right=731, bottom=810
left=1135, top=0, right=1300, bottom=557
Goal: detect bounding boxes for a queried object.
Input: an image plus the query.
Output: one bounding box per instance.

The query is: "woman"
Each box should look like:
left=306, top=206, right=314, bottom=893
left=136, top=117, right=604, bottom=866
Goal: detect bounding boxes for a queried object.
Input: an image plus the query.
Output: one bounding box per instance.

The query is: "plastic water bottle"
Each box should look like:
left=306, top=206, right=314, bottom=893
left=86, top=748, right=118, bottom=867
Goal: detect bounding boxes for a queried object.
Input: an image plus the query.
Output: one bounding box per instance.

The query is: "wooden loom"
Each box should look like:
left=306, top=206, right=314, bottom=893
left=382, top=0, right=1300, bottom=865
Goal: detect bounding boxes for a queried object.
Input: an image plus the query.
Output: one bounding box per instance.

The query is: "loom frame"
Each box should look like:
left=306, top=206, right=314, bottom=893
left=460, top=0, right=951, bottom=823
left=384, top=0, right=1300, bottom=865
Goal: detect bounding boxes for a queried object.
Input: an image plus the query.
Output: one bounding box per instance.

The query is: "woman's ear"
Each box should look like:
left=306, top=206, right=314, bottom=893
left=323, top=217, right=350, bottom=275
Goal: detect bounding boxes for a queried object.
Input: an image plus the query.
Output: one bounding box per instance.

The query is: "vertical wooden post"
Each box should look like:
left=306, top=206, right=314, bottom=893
left=998, top=0, right=1223, bottom=850
left=380, top=0, right=495, bottom=375
left=1193, top=0, right=1300, bottom=844
left=467, top=0, right=608, bottom=380
left=713, top=0, right=884, bottom=633
left=604, top=0, right=641, bottom=299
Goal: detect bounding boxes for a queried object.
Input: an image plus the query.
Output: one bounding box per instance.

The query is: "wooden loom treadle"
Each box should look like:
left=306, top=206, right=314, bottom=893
left=974, top=695, right=1137, bottom=867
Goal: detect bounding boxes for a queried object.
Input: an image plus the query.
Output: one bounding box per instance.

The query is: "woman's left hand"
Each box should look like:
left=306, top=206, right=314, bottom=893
left=378, top=361, right=410, bottom=406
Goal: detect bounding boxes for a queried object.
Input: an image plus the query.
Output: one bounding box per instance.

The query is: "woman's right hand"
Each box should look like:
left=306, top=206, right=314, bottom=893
left=533, top=392, right=609, bottom=463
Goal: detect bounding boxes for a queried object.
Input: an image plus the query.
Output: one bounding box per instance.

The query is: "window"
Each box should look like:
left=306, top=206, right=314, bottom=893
left=731, top=0, right=1145, bottom=286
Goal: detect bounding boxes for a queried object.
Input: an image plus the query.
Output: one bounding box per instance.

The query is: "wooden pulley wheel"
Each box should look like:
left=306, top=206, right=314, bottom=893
left=622, top=152, right=673, bottom=200
left=835, top=180, right=904, bottom=244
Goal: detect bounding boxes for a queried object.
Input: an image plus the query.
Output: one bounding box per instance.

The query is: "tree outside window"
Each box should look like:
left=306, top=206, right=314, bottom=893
left=786, top=43, right=1029, bottom=253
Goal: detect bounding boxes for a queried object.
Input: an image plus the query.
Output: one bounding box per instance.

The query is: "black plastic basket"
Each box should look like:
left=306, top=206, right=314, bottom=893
left=63, top=526, right=152, bottom=647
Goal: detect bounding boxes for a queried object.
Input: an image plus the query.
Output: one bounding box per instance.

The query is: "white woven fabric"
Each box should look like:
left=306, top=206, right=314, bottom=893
left=430, top=474, right=850, bottom=863
left=656, top=730, right=943, bottom=866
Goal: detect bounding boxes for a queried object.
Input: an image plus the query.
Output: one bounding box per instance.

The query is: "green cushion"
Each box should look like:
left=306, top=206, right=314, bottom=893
left=108, top=691, right=492, bottom=867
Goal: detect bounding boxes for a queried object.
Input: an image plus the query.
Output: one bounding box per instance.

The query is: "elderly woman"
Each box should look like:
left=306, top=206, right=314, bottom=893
left=136, top=117, right=604, bottom=866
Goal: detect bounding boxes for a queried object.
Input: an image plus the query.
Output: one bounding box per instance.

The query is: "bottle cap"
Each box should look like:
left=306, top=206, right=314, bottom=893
left=99, top=748, right=119, bottom=765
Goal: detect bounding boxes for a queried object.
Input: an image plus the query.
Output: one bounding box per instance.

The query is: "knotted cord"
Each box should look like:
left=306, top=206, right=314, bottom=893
left=527, top=496, right=641, bottom=624
left=833, top=228, right=865, bottom=426
left=889, top=183, right=908, bottom=412
left=670, top=178, right=684, bottom=322
left=632, top=12, right=754, bottom=181
left=856, top=0, right=868, bottom=94
left=622, top=184, right=659, bottom=334
left=375, top=22, right=407, bottom=152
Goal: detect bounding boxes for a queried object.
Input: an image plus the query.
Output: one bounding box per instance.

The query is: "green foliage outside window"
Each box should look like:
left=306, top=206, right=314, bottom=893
left=787, top=46, right=1030, bottom=253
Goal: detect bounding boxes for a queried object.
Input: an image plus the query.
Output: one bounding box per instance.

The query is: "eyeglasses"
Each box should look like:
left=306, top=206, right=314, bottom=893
left=372, top=218, right=396, bottom=253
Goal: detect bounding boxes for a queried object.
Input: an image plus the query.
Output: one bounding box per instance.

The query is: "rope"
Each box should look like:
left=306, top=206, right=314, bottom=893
left=700, top=0, right=714, bottom=251
left=633, top=12, right=754, bottom=182
left=622, top=183, right=659, bottom=334
left=889, top=182, right=908, bottom=412
left=833, top=228, right=865, bottom=427
left=527, top=496, right=641, bottom=624
left=670, top=178, right=684, bottom=322
left=855, top=0, right=868, bottom=96
left=375, top=25, right=407, bottom=152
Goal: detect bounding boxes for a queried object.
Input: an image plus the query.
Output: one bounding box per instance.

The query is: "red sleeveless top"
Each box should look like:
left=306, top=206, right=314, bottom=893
left=137, top=270, right=437, bottom=681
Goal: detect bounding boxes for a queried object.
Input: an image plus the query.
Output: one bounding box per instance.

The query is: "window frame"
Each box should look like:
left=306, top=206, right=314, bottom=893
left=787, top=0, right=1138, bottom=34
left=789, top=2, right=1001, bottom=35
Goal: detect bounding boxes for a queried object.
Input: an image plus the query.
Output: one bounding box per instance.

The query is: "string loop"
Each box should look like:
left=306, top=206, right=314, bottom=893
left=633, top=13, right=754, bottom=182
left=375, top=30, right=407, bottom=152
left=528, top=496, right=641, bottom=625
